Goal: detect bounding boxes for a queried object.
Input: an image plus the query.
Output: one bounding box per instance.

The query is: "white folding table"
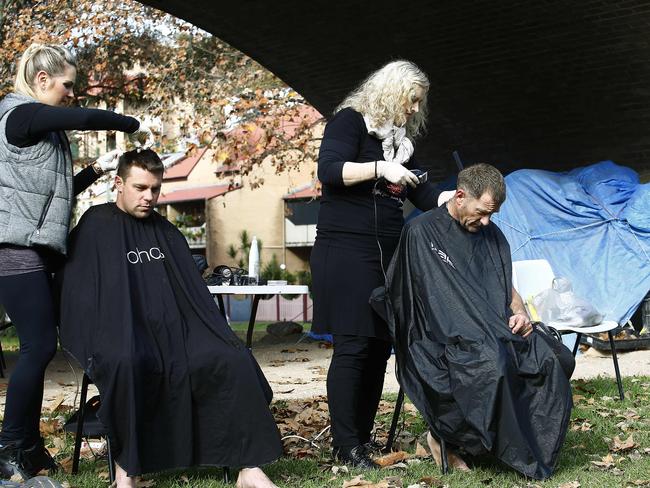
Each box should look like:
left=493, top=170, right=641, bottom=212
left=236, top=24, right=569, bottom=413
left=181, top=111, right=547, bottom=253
left=208, top=284, right=309, bottom=349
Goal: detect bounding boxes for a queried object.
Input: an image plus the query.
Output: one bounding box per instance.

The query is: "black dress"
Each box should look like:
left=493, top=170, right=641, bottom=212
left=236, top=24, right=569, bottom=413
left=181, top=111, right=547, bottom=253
left=57, top=204, right=282, bottom=476
left=311, top=108, right=440, bottom=339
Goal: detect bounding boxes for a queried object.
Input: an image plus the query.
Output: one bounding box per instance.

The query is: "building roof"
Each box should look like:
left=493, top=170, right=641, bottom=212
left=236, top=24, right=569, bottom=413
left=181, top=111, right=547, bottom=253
left=283, top=182, right=321, bottom=200
left=163, top=147, right=209, bottom=180
left=157, top=184, right=234, bottom=204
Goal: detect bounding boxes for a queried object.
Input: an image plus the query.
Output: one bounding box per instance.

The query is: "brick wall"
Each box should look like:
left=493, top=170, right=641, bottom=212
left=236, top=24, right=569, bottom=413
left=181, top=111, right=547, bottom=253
left=143, top=0, right=650, bottom=180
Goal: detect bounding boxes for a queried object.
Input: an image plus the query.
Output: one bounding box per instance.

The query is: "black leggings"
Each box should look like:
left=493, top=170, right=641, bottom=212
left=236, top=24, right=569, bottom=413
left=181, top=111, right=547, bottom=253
left=327, top=335, right=392, bottom=449
left=0, top=271, right=58, bottom=447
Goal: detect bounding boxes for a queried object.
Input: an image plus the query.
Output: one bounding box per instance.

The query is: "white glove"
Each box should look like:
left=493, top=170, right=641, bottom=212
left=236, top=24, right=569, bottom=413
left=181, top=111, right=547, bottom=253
left=377, top=160, right=419, bottom=188
left=128, top=116, right=155, bottom=149
left=437, top=190, right=456, bottom=206
left=95, top=149, right=122, bottom=172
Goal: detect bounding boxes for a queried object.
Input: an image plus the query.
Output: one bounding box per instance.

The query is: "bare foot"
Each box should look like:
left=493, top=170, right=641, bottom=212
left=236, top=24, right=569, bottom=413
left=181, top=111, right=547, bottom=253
left=236, top=467, right=278, bottom=488
left=114, top=463, right=138, bottom=488
left=426, top=431, right=470, bottom=472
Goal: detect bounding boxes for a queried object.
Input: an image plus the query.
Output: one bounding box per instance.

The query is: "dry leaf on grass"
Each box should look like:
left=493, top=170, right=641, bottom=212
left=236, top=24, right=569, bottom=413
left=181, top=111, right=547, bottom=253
left=417, top=477, right=445, bottom=487
left=46, top=446, right=60, bottom=456
left=571, top=420, right=592, bottom=432
left=136, top=480, right=156, bottom=487
left=46, top=393, right=66, bottom=413
left=591, top=453, right=616, bottom=469
left=342, top=476, right=373, bottom=487
left=39, top=419, right=61, bottom=436
left=58, top=456, right=74, bottom=474
left=610, top=434, right=638, bottom=452
left=374, top=451, right=409, bottom=467
left=626, top=480, right=650, bottom=487
left=415, top=442, right=429, bottom=458
left=558, top=482, right=580, bottom=488
left=342, top=476, right=402, bottom=488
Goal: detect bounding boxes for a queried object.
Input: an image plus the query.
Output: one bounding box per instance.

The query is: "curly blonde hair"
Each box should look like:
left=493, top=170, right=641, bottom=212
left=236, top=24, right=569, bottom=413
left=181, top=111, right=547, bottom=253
left=335, top=60, right=430, bottom=139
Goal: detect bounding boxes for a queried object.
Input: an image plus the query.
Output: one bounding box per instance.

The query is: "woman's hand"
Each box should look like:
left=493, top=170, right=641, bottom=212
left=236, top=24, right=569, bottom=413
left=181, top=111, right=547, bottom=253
left=128, top=117, right=155, bottom=149
left=377, top=161, right=419, bottom=187
left=92, top=149, right=122, bottom=174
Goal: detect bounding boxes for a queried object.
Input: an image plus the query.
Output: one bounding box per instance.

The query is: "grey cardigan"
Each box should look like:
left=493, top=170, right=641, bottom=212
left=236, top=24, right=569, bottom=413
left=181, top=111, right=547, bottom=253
left=0, top=93, right=74, bottom=255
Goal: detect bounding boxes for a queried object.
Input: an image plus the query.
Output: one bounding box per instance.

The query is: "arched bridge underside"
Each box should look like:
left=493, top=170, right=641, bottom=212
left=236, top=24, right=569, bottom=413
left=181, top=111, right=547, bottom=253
left=141, top=0, right=650, bottom=178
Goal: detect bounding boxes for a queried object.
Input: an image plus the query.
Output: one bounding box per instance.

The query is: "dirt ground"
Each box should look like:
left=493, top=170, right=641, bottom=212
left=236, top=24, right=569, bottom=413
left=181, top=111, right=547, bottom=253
left=1, top=333, right=649, bottom=412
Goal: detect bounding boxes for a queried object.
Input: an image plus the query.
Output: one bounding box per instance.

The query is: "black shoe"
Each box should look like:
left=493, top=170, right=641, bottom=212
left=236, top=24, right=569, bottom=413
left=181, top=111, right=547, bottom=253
left=0, top=443, right=28, bottom=481
left=362, top=439, right=384, bottom=455
left=333, top=445, right=379, bottom=469
left=18, top=440, right=57, bottom=478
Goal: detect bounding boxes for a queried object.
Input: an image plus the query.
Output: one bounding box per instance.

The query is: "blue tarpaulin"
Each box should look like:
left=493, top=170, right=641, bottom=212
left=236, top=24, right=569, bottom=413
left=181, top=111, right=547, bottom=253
left=493, top=161, right=650, bottom=324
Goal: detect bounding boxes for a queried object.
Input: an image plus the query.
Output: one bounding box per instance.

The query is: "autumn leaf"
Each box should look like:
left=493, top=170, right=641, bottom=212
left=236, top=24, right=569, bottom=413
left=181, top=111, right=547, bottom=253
left=591, top=453, right=615, bottom=469
left=374, top=451, right=410, bottom=467
left=415, top=442, right=429, bottom=458
left=610, top=434, right=638, bottom=452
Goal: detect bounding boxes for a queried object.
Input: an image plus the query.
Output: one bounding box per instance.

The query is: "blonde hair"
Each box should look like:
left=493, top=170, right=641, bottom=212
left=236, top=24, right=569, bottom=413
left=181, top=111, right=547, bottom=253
left=14, top=43, right=77, bottom=98
left=336, top=60, right=430, bottom=139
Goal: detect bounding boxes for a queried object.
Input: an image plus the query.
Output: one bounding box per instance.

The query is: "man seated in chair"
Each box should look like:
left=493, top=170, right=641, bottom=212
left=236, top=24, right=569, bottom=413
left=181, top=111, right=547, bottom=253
left=57, top=150, right=281, bottom=488
left=381, top=163, right=574, bottom=480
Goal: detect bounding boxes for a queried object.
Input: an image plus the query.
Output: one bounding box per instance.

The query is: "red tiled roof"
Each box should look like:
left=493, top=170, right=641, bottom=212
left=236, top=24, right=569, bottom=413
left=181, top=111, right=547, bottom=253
left=283, top=183, right=321, bottom=200
left=157, top=184, right=234, bottom=204
left=163, top=147, right=209, bottom=180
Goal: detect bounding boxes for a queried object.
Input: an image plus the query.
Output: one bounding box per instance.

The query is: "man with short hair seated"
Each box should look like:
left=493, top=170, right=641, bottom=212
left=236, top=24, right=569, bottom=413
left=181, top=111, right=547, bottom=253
left=380, top=163, right=574, bottom=480
left=57, top=149, right=281, bottom=488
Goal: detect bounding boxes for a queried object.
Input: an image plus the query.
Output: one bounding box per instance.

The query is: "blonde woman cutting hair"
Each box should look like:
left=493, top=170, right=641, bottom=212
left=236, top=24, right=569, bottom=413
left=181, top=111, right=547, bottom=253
left=311, top=60, right=450, bottom=469
left=0, top=43, right=146, bottom=482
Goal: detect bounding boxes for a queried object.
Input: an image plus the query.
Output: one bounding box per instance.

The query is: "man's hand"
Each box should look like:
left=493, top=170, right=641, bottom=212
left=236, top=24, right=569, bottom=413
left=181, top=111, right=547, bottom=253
left=509, top=313, right=533, bottom=338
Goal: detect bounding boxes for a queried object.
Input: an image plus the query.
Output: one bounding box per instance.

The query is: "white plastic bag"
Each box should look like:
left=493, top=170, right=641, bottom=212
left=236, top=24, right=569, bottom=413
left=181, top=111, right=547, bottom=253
left=532, top=277, right=603, bottom=327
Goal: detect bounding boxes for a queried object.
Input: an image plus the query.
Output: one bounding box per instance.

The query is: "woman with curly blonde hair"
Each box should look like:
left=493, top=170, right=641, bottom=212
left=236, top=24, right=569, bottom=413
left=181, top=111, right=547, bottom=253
left=311, top=60, right=451, bottom=469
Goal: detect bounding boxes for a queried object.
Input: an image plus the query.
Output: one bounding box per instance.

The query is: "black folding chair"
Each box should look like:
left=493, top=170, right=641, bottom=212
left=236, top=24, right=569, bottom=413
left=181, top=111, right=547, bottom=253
left=63, top=374, right=115, bottom=482
left=65, top=374, right=232, bottom=484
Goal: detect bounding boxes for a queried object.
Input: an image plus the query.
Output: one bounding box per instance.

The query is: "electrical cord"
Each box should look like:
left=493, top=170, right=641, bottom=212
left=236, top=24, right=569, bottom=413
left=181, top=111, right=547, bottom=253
left=373, top=179, right=388, bottom=284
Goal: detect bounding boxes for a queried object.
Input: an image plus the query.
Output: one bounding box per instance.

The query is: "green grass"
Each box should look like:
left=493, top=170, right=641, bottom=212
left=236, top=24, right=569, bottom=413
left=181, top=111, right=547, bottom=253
left=227, top=321, right=312, bottom=333
left=0, top=326, right=18, bottom=351
left=42, top=376, right=650, bottom=487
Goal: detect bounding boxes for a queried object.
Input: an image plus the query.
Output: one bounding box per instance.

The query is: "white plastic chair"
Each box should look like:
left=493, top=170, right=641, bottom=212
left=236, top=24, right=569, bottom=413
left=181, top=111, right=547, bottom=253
left=512, top=259, right=624, bottom=400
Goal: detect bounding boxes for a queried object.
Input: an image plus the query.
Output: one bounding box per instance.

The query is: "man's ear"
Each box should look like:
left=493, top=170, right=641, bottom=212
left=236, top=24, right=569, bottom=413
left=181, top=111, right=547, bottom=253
left=454, top=188, right=466, bottom=206
left=115, top=175, right=124, bottom=193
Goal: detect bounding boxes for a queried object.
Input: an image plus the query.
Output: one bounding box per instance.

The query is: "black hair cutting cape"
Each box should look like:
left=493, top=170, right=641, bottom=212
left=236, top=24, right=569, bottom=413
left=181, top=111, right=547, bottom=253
left=373, top=207, right=572, bottom=480
left=56, top=204, right=282, bottom=476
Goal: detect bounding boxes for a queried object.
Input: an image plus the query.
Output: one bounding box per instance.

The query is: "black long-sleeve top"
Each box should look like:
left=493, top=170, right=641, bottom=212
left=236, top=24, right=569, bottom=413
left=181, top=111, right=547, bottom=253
left=316, top=108, right=440, bottom=240
left=0, top=103, right=139, bottom=275
left=6, top=103, right=139, bottom=195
